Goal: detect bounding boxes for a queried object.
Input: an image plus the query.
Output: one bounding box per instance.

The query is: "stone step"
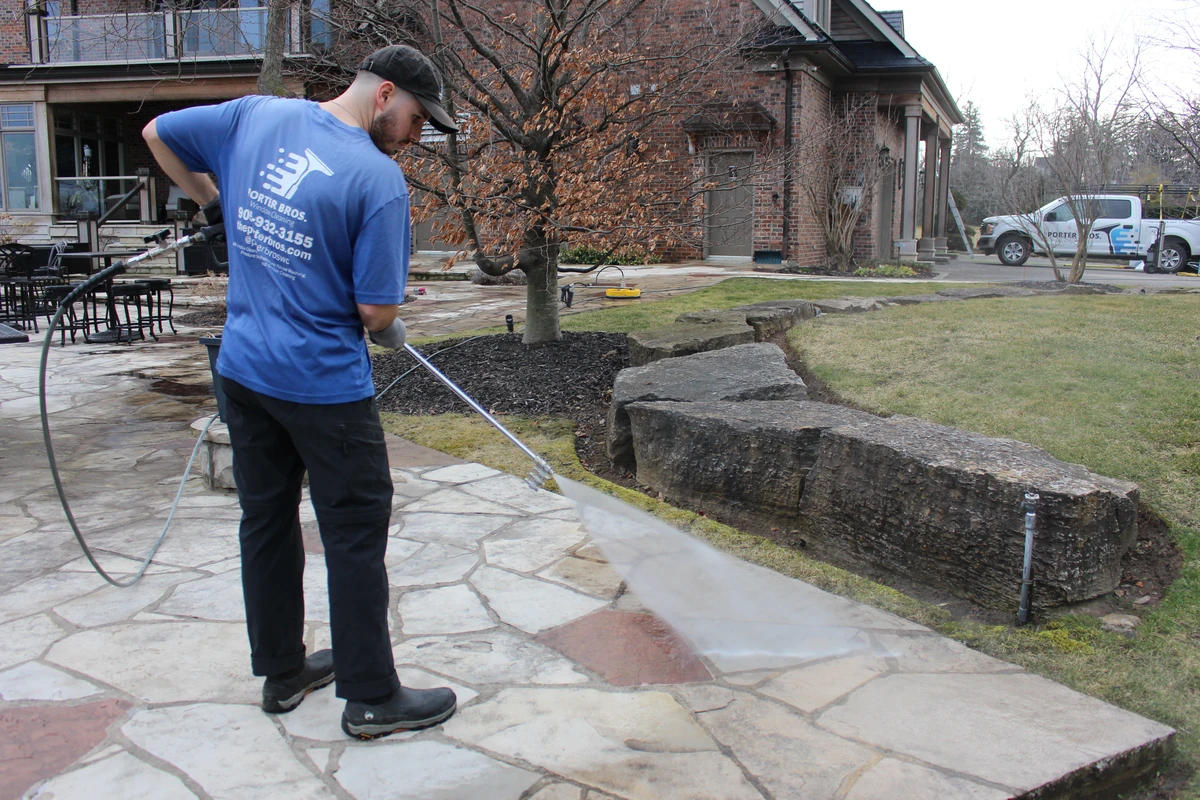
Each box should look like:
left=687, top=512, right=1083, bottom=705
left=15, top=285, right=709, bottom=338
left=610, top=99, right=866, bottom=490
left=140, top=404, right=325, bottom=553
left=608, top=344, right=809, bottom=472
left=625, top=400, right=871, bottom=531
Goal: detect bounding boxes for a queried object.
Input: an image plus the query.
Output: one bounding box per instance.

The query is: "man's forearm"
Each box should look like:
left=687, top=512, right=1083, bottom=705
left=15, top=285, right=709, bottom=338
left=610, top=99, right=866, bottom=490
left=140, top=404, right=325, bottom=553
left=142, top=119, right=219, bottom=205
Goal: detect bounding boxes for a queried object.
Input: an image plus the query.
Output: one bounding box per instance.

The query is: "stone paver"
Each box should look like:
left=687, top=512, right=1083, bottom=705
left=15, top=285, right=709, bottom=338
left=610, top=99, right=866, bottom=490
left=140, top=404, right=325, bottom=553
left=536, top=610, right=712, bottom=686
left=0, top=338, right=1175, bottom=800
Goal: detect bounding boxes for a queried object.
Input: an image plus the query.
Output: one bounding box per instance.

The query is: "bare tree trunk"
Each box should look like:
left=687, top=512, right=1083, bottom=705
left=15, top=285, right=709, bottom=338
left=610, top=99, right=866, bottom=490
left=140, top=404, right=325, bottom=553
left=257, top=0, right=292, bottom=97
left=1047, top=252, right=1065, bottom=281
left=1068, top=241, right=1088, bottom=283
left=521, top=230, right=561, bottom=345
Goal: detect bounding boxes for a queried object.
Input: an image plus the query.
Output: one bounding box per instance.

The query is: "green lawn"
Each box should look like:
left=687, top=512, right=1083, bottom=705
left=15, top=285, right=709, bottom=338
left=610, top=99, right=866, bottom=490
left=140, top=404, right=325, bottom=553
left=789, top=293, right=1200, bottom=796
left=558, top=277, right=981, bottom=334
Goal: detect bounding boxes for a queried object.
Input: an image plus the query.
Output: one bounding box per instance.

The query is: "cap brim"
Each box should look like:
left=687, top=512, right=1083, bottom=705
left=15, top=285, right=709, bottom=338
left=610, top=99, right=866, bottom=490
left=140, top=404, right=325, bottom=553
left=417, top=95, right=458, bottom=133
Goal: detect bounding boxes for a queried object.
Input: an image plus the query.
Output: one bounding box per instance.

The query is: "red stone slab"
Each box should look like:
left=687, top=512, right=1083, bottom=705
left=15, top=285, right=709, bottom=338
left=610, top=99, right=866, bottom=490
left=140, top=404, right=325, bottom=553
left=537, top=610, right=712, bottom=686
left=0, top=699, right=130, bottom=800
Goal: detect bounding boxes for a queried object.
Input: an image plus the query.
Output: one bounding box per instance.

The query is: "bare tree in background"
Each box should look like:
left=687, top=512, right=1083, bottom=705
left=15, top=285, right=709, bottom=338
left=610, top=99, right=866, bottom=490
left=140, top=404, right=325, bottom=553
left=991, top=104, right=1065, bottom=280
left=1032, top=36, right=1141, bottom=283
left=793, top=94, right=886, bottom=272
left=1145, top=1, right=1200, bottom=179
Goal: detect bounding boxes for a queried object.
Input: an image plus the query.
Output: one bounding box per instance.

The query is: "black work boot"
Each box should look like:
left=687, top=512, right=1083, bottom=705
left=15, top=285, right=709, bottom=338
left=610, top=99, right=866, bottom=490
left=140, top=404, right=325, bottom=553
left=261, top=649, right=335, bottom=714
left=341, top=685, right=457, bottom=739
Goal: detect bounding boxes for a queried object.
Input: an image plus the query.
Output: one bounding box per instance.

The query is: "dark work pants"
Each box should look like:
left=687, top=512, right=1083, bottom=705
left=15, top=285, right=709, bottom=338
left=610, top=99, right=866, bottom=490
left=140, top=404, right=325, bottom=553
left=222, top=377, right=399, bottom=701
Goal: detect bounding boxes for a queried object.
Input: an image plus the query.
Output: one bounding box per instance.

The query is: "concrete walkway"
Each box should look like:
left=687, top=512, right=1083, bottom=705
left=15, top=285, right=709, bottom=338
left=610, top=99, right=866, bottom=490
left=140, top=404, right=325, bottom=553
left=0, top=337, right=1174, bottom=800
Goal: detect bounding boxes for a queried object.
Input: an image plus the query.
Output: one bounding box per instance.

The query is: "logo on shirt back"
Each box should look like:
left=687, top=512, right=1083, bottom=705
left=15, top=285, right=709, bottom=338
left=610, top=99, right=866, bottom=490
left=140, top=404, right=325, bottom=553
left=260, top=148, right=334, bottom=200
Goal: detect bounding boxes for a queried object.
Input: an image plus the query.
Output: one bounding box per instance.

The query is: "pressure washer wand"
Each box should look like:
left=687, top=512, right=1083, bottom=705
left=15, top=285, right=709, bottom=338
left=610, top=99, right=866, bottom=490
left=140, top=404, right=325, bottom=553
left=402, top=343, right=554, bottom=490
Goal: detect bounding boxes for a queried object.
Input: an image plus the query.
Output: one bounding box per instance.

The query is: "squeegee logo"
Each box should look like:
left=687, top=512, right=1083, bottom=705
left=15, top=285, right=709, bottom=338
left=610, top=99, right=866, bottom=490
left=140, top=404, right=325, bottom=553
left=260, top=148, right=334, bottom=200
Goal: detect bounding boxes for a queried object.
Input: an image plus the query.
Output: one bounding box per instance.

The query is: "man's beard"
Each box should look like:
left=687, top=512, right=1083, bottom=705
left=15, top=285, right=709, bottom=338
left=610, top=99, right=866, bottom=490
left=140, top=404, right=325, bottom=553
left=369, top=108, right=400, bottom=154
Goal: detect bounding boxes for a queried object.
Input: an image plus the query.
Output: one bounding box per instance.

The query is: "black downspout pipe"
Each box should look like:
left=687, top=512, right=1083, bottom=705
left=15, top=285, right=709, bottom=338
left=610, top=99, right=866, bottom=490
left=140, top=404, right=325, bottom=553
left=782, top=54, right=794, bottom=263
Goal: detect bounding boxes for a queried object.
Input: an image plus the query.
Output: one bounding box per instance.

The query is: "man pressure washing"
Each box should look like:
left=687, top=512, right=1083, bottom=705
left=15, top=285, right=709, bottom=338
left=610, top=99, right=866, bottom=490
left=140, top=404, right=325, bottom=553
left=144, top=45, right=460, bottom=739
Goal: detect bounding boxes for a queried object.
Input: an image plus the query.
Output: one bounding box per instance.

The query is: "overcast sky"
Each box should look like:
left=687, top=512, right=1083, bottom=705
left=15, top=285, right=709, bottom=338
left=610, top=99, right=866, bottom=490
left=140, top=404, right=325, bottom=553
left=891, top=0, right=1194, bottom=148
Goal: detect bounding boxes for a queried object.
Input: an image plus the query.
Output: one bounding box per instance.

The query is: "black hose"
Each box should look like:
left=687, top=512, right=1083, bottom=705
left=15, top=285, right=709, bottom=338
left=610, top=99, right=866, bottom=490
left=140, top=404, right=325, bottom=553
left=39, top=254, right=215, bottom=588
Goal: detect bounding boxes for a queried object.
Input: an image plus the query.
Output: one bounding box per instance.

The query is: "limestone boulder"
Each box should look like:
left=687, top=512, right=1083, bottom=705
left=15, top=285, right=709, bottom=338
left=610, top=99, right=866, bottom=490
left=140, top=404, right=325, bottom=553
left=886, top=294, right=961, bottom=306
left=734, top=299, right=816, bottom=339
left=799, top=416, right=1139, bottom=610
left=675, top=300, right=816, bottom=342
left=936, top=287, right=1037, bottom=300
left=607, top=345, right=808, bottom=472
left=624, top=401, right=873, bottom=528
left=626, top=320, right=755, bottom=367
left=811, top=297, right=896, bottom=314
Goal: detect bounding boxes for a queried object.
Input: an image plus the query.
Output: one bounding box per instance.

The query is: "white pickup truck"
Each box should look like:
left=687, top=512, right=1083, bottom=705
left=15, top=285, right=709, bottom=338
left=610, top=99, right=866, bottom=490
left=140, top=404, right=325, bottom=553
left=977, top=195, right=1200, bottom=272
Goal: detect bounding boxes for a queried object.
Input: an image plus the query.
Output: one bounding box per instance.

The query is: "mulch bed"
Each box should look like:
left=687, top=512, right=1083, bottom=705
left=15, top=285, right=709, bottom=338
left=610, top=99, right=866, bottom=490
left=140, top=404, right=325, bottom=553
left=1012, top=280, right=1125, bottom=293
left=176, top=309, right=228, bottom=328
left=373, top=333, right=627, bottom=464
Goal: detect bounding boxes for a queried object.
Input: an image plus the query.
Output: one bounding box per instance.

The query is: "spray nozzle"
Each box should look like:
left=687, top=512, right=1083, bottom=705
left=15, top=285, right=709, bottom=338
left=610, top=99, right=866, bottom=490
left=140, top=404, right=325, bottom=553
left=525, top=461, right=554, bottom=491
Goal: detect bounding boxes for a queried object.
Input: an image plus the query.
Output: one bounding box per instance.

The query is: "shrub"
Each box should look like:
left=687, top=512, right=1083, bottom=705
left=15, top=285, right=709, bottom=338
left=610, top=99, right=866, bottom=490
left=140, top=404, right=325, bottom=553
left=559, top=245, right=662, bottom=266
left=853, top=264, right=918, bottom=278
left=947, top=224, right=977, bottom=252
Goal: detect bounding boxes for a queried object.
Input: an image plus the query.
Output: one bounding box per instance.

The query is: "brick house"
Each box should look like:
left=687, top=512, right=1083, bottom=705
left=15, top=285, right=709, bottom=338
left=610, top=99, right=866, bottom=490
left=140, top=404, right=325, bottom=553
left=0, top=0, right=959, bottom=267
left=663, top=0, right=962, bottom=265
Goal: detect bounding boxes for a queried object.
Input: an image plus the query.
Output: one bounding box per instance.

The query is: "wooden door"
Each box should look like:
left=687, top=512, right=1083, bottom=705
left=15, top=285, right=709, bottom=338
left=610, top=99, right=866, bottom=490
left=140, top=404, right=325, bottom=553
left=706, top=152, right=754, bottom=257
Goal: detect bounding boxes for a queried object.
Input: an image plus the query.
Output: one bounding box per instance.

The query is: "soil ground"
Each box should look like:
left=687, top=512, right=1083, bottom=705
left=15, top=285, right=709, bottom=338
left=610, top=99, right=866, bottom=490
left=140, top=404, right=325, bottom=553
left=372, top=331, right=1183, bottom=631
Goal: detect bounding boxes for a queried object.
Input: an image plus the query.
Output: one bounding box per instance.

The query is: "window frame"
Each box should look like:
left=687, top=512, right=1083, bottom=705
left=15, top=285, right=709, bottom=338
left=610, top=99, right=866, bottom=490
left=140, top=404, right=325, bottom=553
left=0, top=103, right=40, bottom=212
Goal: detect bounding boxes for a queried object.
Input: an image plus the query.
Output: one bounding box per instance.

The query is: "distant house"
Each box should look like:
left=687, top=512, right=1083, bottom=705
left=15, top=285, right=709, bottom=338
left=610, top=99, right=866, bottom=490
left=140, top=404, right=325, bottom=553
left=657, top=0, right=963, bottom=265
left=0, top=0, right=959, bottom=268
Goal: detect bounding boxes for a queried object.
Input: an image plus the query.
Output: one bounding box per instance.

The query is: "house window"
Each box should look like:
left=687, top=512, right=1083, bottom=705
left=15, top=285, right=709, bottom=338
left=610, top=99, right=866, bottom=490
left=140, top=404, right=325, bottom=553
left=53, top=108, right=126, bottom=217
left=309, top=0, right=333, bottom=49
left=807, top=0, right=830, bottom=28
left=0, top=104, right=39, bottom=211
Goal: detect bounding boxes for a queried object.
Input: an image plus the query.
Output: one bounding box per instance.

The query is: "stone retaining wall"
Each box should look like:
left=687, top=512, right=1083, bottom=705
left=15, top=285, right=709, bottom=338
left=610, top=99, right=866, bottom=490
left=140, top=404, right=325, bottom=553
left=612, top=288, right=1142, bottom=610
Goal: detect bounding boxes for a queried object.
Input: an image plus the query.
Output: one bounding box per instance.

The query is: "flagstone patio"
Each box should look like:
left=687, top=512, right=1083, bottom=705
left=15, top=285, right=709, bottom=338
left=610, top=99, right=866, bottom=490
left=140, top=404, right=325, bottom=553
left=0, top=338, right=1175, bottom=800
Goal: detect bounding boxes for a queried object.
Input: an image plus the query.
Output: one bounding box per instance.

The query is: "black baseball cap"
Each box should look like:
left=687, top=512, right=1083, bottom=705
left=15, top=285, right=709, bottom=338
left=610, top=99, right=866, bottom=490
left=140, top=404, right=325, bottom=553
left=359, top=45, right=459, bottom=133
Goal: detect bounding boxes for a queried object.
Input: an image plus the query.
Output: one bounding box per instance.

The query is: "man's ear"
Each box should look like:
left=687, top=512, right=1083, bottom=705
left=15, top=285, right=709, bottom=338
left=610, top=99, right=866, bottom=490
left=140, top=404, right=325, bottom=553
left=377, top=80, right=395, bottom=109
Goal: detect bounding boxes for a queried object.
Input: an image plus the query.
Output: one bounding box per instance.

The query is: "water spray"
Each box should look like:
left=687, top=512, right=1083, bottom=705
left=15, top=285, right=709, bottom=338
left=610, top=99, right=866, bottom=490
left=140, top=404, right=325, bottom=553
left=398, top=346, right=862, bottom=668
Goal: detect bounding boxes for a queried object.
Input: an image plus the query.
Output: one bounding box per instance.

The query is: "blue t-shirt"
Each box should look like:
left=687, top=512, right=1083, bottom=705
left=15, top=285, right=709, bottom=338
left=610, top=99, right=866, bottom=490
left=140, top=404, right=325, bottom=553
left=156, top=96, right=409, bottom=404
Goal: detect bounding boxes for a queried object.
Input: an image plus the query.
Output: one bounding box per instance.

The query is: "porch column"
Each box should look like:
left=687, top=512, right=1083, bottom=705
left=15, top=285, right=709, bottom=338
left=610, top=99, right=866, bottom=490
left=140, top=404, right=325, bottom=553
left=935, top=135, right=951, bottom=255
left=896, top=106, right=921, bottom=261
left=918, top=127, right=939, bottom=262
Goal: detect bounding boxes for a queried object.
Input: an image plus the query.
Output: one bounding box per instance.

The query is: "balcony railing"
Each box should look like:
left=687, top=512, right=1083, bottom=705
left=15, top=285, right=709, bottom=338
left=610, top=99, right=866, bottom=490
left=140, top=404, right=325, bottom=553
left=34, top=7, right=301, bottom=64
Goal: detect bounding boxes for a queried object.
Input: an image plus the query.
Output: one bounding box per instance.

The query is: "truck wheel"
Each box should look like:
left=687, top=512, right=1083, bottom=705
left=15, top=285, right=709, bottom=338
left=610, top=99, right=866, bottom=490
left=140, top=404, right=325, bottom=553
left=1158, top=238, right=1188, bottom=274
left=996, top=234, right=1030, bottom=266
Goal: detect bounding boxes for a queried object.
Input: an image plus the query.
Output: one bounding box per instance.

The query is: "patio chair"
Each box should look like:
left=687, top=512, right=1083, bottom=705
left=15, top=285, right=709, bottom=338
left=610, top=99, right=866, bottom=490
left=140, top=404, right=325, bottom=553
left=138, top=277, right=177, bottom=335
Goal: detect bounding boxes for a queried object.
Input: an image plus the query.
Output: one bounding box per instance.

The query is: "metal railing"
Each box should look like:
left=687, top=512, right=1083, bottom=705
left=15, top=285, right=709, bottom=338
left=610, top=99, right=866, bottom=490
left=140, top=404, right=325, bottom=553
left=47, top=13, right=166, bottom=62
left=40, top=7, right=294, bottom=64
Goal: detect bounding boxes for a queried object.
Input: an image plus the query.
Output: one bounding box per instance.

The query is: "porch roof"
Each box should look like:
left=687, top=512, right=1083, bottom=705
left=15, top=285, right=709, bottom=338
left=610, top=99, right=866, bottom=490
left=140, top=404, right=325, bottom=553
left=682, top=102, right=777, bottom=134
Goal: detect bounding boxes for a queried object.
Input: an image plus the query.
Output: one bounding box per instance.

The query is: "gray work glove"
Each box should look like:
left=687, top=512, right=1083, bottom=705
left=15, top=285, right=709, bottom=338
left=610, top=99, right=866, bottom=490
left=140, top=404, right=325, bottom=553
left=368, top=317, right=407, bottom=350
